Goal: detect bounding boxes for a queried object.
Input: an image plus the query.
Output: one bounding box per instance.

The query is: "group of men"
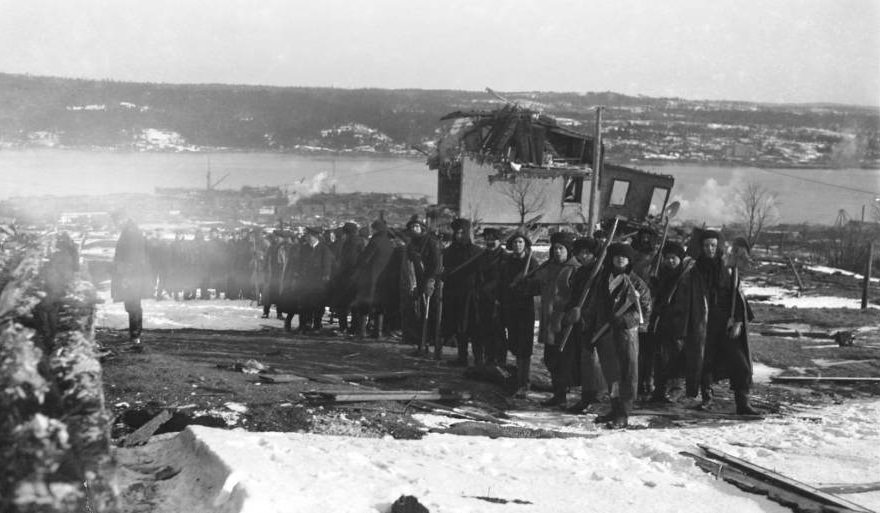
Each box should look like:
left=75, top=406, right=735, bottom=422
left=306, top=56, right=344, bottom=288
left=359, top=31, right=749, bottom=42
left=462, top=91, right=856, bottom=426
left=114, top=216, right=757, bottom=429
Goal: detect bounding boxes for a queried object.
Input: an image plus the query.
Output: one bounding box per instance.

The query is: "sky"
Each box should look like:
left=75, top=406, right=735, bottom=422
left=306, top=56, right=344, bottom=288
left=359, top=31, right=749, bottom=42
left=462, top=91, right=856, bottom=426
left=0, top=0, right=878, bottom=106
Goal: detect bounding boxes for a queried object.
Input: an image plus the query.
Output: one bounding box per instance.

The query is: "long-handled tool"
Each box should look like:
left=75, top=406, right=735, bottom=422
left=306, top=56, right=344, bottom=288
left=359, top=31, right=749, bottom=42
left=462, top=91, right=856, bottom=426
left=557, top=216, right=622, bottom=353
left=651, top=201, right=681, bottom=277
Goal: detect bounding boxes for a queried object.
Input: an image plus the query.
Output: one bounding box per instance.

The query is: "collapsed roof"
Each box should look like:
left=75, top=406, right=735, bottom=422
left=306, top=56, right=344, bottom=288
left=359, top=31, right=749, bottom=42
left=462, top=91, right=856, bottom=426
left=427, top=104, right=599, bottom=175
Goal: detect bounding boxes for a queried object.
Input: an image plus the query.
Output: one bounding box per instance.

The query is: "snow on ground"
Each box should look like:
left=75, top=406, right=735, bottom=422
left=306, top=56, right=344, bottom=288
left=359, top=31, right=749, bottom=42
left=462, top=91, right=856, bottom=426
left=742, top=282, right=878, bottom=309
left=807, top=264, right=880, bottom=284
left=96, top=289, right=269, bottom=331
left=165, top=398, right=880, bottom=513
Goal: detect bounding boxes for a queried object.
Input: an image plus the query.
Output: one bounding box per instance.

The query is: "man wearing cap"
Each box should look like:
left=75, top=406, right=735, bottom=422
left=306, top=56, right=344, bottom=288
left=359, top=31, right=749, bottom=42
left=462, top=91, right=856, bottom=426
left=647, top=240, right=694, bottom=403
left=579, top=242, right=652, bottom=428
left=441, top=219, right=483, bottom=366
left=683, top=230, right=758, bottom=415
left=295, top=227, right=334, bottom=333
left=111, top=220, right=153, bottom=348
left=631, top=227, right=659, bottom=399
left=351, top=220, right=395, bottom=338
left=563, top=237, right=606, bottom=413
left=522, top=231, right=580, bottom=406
left=402, top=216, right=442, bottom=349
left=261, top=230, right=285, bottom=319
left=501, top=232, right=536, bottom=397
left=330, top=222, right=366, bottom=333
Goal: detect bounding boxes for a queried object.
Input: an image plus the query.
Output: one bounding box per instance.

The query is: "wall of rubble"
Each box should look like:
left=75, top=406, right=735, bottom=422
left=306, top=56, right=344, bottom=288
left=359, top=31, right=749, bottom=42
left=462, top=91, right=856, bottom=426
left=0, top=231, right=113, bottom=512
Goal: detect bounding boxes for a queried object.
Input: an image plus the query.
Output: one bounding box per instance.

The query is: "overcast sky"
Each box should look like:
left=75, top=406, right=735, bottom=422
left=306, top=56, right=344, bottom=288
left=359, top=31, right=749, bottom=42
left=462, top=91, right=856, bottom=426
left=1, top=0, right=877, bottom=106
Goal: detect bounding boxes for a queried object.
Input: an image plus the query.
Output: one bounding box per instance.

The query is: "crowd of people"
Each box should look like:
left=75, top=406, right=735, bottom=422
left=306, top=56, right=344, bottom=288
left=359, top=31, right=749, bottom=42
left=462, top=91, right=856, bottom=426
left=112, top=216, right=758, bottom=428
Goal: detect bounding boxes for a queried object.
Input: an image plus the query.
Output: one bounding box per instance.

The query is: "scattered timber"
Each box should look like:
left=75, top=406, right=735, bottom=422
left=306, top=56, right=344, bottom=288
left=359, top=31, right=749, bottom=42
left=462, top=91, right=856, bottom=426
left=631, top=408, right=764, bottom=421
left=689, top=445, right=873, bottom=513
left=771, top=376, right=880, bottom=384
left=122, top=410, right=172, bottom=447
left=432, top=421, right=598, bottom=439
left=302, top=389, right=471, bottom=404
left=817, top=482, right=880, bottom=495
left=258, top=373, right=310, bottom=384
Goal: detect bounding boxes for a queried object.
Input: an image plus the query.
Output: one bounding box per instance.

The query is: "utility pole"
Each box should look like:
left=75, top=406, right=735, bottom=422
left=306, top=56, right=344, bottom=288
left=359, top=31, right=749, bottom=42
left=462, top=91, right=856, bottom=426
left=862, top=241, right=873, bottom=311
left=587, top=106, right=604, bottom=231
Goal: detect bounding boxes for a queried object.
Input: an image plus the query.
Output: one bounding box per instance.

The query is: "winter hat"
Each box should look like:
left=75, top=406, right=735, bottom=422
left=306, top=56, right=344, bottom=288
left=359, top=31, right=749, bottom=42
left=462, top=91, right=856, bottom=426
left=699, top=229, right=721, bottom=242
left=371, top=219, right=387, bottom=233
left=506, top=232, right=532, bottom=250
left=406, top=215, right=425, bottom=230
left=343, top=222, right=358, bottom=235
left=732, top=237, right=751, bottom=254
left=450, top=218, right=471, bottom=232
left=482, top=228, right=501, bottom=240
left=608, top=242, right=635, bottom=261
left=572, top=237, right=599, bottom=256
left=549, top=231, right=575, bottom=254
left=662, top=241, right=686, bottom=260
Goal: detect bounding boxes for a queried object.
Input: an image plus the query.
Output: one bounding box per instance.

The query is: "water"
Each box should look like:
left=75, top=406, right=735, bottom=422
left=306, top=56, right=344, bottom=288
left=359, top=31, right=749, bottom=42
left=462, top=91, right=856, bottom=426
left=1, top=149, right=878, bottom=225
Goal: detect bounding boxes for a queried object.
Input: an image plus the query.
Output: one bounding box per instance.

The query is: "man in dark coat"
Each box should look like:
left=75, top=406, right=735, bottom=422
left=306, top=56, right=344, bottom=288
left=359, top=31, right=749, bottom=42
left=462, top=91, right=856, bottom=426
left=579, top=242, right=652, bottom=428
left=500, top=232, right=536, bottom=397
left=647, top=241, right=694, bottom=403
left=563, top=237, right=606, bottom=413
left=331, top=222, right=366, bottom=332
left=475, top=228, right=508, bottom=365
left=401, top=216, right=442, bottom=351
left=683, top=231, right=757, bottom=415
left=351, top=220, right=395, bottom=338
left=111, top=220, right=153, bottom=346
left=441, top=218, right=483, bottom=366
left=261, top=231, right=284, bottom=319
left=296, top=227, right=335, bottom=332
left=630, top=227, right=659, bottom=398
left=522, top=231, right=580, bottom=407
left=276, top=230, right=300, bottom=331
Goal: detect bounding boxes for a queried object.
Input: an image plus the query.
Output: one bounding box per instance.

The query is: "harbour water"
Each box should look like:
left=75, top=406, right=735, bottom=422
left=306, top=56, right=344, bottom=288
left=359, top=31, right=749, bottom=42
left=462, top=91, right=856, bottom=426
left=1, top=149, right=878, bottom=225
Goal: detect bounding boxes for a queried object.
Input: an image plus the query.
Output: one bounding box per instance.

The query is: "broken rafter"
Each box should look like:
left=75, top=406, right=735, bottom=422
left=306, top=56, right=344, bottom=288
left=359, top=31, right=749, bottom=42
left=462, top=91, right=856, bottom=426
left=302, top=389, right=472, bottom=404
left=694, top=445, right=873, bottom=513
left=770, top=376, right=880, bottom=383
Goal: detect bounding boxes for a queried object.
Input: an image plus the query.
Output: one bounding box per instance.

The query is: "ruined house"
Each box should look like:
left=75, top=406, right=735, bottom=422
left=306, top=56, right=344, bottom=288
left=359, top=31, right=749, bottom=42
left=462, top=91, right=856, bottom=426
left=428, top=105, right=674, bottom=227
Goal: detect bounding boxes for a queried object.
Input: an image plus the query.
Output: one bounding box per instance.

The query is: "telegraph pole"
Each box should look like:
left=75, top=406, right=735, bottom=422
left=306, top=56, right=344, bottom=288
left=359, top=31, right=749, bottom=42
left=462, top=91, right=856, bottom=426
left=587, top=106, right=604, bottom=231
left=862, top=241, right=874, bottom=311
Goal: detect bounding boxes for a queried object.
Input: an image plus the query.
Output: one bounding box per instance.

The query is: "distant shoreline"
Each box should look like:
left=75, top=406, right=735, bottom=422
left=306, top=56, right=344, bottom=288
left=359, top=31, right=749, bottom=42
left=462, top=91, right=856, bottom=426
left=3, top=145, right=877, bottom=171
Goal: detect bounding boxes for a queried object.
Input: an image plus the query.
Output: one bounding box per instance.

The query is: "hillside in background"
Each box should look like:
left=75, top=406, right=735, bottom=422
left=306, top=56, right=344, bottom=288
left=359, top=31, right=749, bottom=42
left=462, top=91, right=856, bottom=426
left=1, top=73, right=878, bottom=168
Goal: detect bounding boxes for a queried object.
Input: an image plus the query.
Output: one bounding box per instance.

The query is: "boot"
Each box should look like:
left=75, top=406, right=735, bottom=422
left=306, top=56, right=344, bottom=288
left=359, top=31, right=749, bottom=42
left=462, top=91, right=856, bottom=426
left=514, top=356, right=531, bottom=398
left=697, top=387, right=715, bottom=411
left=355, top=314, right=367, bottom=339
left=594, top=398, right=620, bottom=424
left=735, top=390, right=760, bottom=416
left=374, top=313, right=384, bottom=338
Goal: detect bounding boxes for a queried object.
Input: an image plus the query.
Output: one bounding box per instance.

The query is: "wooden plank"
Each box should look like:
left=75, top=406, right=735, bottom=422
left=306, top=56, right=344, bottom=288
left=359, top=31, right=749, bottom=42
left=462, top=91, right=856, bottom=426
left=771, top=376, right=880, bottom=383
left=699, top=445, right=873, bottom=513
left=122, top=410, right=172, bottom=447
left=259, top=373, right=310, bottom=384
left=632, top=408, right=764, bottom=421
left=304, top=389, right=471, bottom=404
left=818, top=482, right=880, bottom=495
left=320, top=371, right=415, bottom=382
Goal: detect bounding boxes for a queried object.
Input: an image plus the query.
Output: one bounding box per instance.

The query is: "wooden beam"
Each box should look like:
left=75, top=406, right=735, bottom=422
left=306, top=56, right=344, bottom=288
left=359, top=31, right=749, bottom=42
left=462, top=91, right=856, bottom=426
left=122, top=410, right=172, bottom=447
left=770, top=376, right=880, bottom=383
left=698, top=445, right=874, bottom=513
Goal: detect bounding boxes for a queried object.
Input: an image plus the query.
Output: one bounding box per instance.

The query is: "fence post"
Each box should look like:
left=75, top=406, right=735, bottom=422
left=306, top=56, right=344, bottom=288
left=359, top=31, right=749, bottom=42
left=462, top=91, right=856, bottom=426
left=862, top=242, right=874, bottom=311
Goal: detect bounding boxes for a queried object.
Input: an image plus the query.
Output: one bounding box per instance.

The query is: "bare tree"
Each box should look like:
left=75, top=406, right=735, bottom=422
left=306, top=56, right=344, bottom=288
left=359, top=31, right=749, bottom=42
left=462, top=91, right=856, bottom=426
left=733, top=181, right=779, bottom=248
left=499, top=177, right=548, bottom=225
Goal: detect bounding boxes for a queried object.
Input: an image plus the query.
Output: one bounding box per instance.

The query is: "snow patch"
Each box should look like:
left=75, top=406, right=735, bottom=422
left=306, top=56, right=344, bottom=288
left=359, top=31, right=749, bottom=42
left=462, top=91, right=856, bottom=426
left=175, top=399, right=880, bottom=513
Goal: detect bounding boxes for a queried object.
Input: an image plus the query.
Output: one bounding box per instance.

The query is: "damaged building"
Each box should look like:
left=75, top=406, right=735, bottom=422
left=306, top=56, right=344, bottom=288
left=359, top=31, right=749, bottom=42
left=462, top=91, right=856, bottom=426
left=428, top=105, right=674, bottom=227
